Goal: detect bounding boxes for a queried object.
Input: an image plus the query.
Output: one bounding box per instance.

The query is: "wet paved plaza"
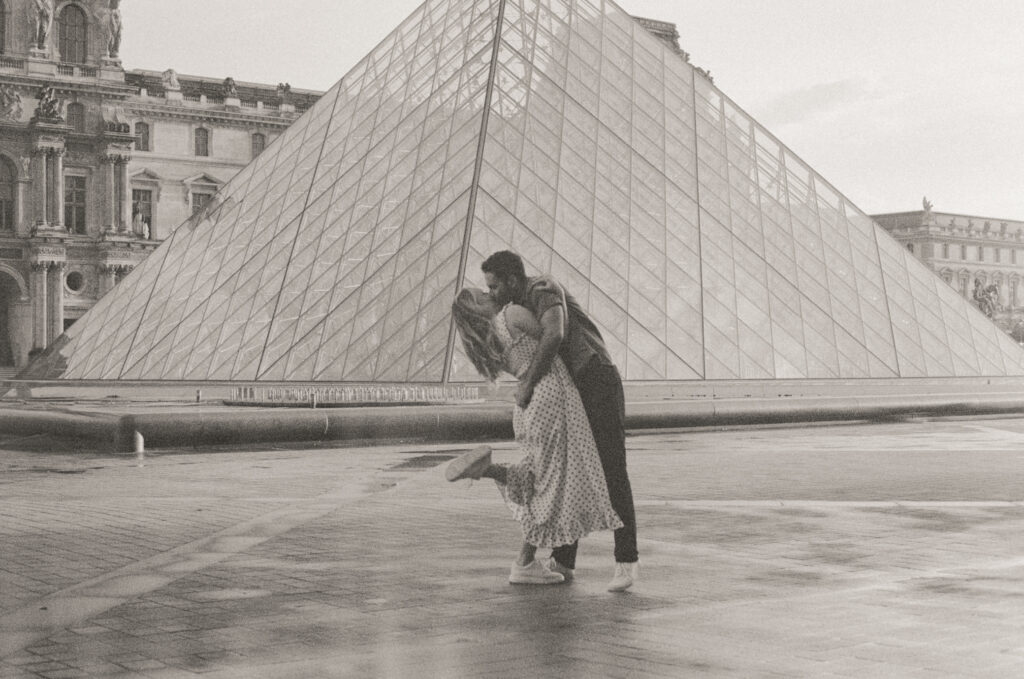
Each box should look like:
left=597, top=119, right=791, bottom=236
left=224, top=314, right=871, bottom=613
left=2, top=416, right=1024, bottom=677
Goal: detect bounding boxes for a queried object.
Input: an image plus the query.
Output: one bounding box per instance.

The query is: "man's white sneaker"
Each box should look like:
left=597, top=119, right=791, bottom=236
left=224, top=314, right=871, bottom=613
left=607, top=561, right=639, bottom=592
left=509, top=559, right=565, bottom=585
left=546, top=557, right=574, bottom=582
left=445, top=446, right=492, bottom=482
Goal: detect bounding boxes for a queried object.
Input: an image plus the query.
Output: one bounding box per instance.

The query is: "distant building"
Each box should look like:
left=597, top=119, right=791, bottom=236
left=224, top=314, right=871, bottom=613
left=632, top=16, right=713, bottom=82
left=632, top=17, right=684, bottom=54
left=873, top=202, right=1024, bottom=330
left=0, top=0, right=321, bottom=370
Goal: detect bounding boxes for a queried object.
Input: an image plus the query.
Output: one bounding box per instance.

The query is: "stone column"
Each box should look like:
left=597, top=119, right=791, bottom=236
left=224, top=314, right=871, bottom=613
left=47, top=151, right=56, bottom=226
left=30, top=262, right=48, bottom=348
left=10, top=300, right=32, bottom=368
left=33, top=151, right=48, bottom=225
left=15, top=177, right=29, bottom=236
left=103, top=157, right=116, bottom=232
left=48, top=262, right=64, bottom=339
left=118, top=160, right=131, bottom=234
left=50, top=149, right=65, bottom=229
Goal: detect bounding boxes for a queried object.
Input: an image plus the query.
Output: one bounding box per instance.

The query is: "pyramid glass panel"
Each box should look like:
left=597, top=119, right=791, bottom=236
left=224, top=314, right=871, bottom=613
left=31, top=0, right=1024, bottom=384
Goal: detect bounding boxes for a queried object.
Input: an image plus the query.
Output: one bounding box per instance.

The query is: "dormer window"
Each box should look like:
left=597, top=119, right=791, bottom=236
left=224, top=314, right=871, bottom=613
left=58, top=4, right=88, bottom=64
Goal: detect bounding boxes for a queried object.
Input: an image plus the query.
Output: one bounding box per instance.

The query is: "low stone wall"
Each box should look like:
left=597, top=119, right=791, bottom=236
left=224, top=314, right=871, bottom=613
left=3, top=391, right=1024, bottom=454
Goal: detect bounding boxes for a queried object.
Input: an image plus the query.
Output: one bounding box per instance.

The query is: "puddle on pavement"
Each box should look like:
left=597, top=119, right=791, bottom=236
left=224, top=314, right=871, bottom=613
left=8, top=466, right=105, bottom=474
left=384, top=450, right=464, bottom=471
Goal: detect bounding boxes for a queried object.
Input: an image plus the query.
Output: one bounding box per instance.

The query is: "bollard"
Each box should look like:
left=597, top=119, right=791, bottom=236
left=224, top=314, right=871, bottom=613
left=133, top=430, right=145, bottom=466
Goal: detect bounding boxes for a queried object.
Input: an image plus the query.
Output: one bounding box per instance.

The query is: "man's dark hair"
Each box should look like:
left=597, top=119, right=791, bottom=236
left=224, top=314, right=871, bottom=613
left=481, top=250, right=526, bottom=282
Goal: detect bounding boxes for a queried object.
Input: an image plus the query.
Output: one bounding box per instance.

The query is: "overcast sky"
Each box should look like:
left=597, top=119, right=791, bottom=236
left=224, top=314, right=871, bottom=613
left=120, top=0, right=1024, bottom=220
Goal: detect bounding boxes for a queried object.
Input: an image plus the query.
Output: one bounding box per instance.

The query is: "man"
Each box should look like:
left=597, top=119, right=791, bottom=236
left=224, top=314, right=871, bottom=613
left=482, top=250, right=639, bottom=592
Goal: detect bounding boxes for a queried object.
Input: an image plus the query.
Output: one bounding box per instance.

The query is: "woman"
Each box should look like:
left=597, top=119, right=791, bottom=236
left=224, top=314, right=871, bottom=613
left=447, top=288, right=622, bottom=585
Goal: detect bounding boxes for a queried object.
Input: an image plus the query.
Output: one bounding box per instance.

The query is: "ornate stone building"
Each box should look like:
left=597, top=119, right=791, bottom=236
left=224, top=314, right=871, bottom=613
left=873, top=200, right=1024, bottom=331
left=0, top=0, right=320, bottom=370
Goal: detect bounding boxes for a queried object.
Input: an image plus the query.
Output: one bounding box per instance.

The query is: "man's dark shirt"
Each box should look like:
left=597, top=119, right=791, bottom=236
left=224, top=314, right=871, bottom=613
left=523, top=274, right=613, bottom=380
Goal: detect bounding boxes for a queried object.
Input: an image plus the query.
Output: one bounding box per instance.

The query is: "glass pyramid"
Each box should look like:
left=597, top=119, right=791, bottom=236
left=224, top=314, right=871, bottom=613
left=43, top=0, right=1024, bottom=382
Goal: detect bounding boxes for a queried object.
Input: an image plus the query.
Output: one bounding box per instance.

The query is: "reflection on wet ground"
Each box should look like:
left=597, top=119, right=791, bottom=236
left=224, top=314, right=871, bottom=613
left=2, top=419, right=1024, bottom=676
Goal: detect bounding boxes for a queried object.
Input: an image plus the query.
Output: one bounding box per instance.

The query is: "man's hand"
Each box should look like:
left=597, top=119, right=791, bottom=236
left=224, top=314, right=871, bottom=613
left=516, top=381, right=534, bottom=409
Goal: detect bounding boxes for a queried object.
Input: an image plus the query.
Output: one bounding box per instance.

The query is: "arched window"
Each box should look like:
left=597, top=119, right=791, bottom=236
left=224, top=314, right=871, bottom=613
left=58, top=4, right=88, bottom=64
left=66, top=102, right=85, bottom=133
left=0, top=157, right=13, bottom=231
left=251, top=132, right=265, bottom=158
left=135, top=122, right=150, bottom=151
left=194, top=127, right=209, bottom=156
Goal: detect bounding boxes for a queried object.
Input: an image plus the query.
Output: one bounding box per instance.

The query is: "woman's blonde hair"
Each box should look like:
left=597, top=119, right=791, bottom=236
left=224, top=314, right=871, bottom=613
left=452, top=289, right=504, bottom=381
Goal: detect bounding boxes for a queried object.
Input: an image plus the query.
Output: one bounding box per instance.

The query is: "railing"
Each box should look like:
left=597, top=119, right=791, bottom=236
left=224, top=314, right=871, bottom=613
left=141, top=91, right=297, bottom=115
left=56, top=63, right=99, bottom=78
left=228, top=384, right=482, bottom=407
left=0, top=55, right=24, bottom=70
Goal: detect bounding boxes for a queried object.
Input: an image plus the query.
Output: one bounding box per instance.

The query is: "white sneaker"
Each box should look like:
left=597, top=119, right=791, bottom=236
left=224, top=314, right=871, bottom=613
left=607, top=561, right=639, bottom=592
left=509, top=559, right=565, bottom=585
left=546, top=557, right=574, bottom=582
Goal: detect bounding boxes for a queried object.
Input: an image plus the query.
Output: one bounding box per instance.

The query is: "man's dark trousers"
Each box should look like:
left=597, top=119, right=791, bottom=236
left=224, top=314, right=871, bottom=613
left=551, top=361, right=638, bottom=568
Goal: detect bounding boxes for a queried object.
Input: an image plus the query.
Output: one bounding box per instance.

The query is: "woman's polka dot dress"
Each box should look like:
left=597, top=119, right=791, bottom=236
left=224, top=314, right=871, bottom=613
left=492, top=304, right=622, bottom=548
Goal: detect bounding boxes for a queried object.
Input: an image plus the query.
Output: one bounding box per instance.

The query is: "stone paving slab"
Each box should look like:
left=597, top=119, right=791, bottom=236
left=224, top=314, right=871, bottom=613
left=2, top=418, right=1024, bottom=676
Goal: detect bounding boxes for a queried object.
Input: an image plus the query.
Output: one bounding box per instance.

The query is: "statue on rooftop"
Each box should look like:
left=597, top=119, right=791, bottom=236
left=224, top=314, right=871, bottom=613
left=161, top=69, right=181, bottom=91
left=276, top=82, right=292, bottom=104
left=921, top=196, right=933, bottom=225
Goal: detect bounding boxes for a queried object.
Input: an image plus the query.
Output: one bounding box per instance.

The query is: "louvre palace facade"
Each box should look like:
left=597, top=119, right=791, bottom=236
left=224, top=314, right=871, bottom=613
left=0, top=0, right=320, bottom=371
left=874, top=204, right=1024, bottom=332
